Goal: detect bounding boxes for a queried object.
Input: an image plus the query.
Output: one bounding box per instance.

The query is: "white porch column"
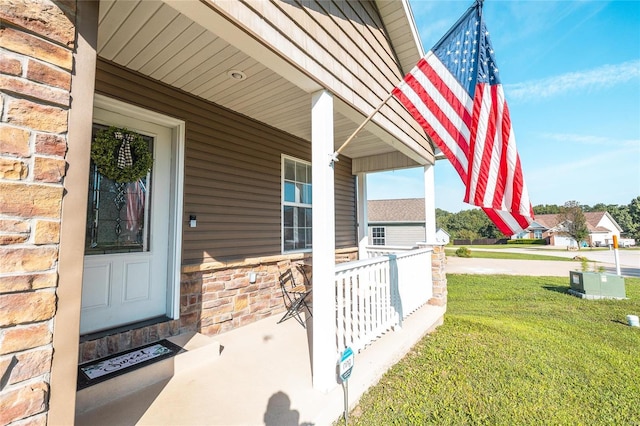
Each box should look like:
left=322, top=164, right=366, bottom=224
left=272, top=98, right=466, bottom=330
left=424, top=163, right=437, bottom=243
left=311, top=90, right=337, bottom=392
left=357, top=172, right=368, bottom=259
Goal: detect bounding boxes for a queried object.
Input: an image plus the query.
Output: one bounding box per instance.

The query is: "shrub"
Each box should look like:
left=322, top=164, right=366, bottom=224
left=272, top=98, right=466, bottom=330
left=455, top=246, right=471, bottom=257
left=581, top=257, right=589, bottom=272
left=506, top=238, right=546, bottom=245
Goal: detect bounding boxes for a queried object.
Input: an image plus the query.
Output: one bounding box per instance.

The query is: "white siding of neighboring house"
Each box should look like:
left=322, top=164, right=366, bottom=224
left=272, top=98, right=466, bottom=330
left=435, top=229, right=450, bottom=245
left=597, top=215, right=622, bottom=245
left=599, top=215, right=621, bottom=233
left=591, top=232, right=610, bottom=246
left=369, top=224, right=425, bottom=247
left=553, top=235, right=575, bottom=247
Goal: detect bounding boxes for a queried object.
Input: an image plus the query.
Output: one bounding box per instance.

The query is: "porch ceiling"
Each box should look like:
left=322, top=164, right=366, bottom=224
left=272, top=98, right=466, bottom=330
left=96, top=0, right=424, bottom=166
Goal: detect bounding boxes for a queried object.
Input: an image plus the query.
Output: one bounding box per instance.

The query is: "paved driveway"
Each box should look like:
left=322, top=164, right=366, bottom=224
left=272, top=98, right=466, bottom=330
left=445, top=247, right=640, bottom=278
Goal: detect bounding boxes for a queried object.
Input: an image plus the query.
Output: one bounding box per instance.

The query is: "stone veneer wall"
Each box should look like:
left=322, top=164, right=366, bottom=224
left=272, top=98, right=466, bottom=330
left=78, top=320, right=182, bottom=364
left=181, top=262, right=288, bottom=337
left=181, top=250, right=357, bottom=335
left=429, top=245, right=448, bottom=306
left=0, top=1, right=76, bottom=424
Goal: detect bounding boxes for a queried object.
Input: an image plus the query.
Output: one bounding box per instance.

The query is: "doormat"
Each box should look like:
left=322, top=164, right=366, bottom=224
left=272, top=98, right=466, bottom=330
left=77, top=339, right=184, bottom=390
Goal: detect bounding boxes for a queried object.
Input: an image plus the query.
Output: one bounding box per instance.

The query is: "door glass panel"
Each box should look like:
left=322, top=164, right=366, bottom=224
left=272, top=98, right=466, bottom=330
left=85, top=124, right=153, bottom=255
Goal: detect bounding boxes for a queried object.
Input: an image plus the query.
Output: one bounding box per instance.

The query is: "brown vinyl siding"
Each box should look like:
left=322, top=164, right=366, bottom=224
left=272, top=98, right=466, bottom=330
left=335, top=159, right=357, bottom=248
left=95, top=59, right=356, bottom=265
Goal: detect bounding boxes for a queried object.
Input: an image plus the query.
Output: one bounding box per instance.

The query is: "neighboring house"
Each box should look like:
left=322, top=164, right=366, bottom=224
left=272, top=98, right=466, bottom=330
left=584, top=212, right=625, bottom=247
left=0, top=1, right=448, bottom=424
left=368, top=198, right=427, bottom=247
left=435, top=228, right=451, bottom=245
left=516, top=212, right=624, bottom=247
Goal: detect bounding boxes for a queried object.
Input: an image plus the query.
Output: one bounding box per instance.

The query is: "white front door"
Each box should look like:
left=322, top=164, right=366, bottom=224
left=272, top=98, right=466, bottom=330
left=80, top=106, right=174, bottom=334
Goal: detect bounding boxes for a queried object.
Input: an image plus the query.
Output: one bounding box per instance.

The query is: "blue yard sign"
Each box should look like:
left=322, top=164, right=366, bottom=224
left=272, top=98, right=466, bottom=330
left=339, top=347, right=354, bottom=382
left=339, top=347, right=355, bottom=424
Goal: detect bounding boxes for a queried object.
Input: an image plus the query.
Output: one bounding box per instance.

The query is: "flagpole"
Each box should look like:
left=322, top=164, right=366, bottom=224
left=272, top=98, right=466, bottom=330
left=330, top=92, right=395, bottom=164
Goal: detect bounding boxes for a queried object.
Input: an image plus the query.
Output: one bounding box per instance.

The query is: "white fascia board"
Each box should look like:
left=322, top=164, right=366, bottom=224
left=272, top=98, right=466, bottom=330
left=400, top=0, right=425, bottom=58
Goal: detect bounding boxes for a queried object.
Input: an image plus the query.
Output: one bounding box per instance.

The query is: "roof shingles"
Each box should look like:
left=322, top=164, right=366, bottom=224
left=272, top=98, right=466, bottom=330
left=368, top=198, right=425, bottom=222
left=533, top=212, right=610, bottom=231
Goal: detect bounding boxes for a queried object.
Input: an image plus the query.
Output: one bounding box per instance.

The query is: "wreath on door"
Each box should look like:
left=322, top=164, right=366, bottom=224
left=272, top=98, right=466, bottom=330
left=91, top=126, right=153, bottom=183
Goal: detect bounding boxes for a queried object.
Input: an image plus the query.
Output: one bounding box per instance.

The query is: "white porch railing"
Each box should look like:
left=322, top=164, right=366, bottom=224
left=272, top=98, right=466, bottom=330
left=335, top=247, right=433, bottom=354
left=365, top=245, right=417, bottom=257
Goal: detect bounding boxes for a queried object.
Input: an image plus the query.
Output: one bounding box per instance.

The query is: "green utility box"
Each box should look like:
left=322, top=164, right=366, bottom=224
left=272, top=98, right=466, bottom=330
left=569, top=271, right=626, bottom=299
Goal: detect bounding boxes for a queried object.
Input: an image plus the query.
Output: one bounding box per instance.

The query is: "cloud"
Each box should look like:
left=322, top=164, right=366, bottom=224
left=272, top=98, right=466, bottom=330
left=505, top=60, right=640, bottom=101
left=540, top=133, right=640, bottom=148
left=524, top=132, right=639, bottom=189
left=527, top=144, right=639, bottom=184
left=526, top=148, right=638, bottom=202
left=492, top=1, right=600, bottom=43
left=418, top=18, right=456, bottom=47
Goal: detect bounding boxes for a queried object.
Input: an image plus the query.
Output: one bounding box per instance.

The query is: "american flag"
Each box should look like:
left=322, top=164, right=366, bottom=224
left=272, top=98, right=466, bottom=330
left=392, top=1, right=533, bottom=236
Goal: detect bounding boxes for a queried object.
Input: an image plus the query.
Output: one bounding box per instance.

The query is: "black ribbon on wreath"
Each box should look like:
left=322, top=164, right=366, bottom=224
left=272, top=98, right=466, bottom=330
left=115, top=131, right=134, bottom=169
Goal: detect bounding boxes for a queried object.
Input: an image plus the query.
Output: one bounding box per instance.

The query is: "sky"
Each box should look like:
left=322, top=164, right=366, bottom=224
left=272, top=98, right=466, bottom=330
left=367, top=0, right=640, bottom=213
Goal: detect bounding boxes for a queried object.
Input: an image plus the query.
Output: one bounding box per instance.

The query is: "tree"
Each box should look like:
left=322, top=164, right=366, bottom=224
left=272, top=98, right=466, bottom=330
left=629, top=196, right=640, bottom=219
left=609, top=206, right=634, bottom=236
left=436, top=208, right=504, bottom=240
left=443, top=209, right=487, bottom=239
left=435, top=208, right=452, bottom=231
left=627, top=196, right=640, bottom=241
left=479, top=220, right=505, bottom=239
left=557, top=200, right=589, bottom=248
left=457, top=229, right=481, bottom=241
left=533, top=204, right=562, bottom=214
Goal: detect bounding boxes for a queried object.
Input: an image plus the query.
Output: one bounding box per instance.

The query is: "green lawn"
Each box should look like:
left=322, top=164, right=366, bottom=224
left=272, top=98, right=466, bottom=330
left=444, top=247, right=576, bottom=262
left=345, top=275, right=640, bottom=425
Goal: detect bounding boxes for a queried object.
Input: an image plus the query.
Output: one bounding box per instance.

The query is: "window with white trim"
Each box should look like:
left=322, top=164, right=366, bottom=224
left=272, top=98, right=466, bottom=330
left=282, top=156, right=312, bottom=252
left=372, top=227, right=386, bottom=245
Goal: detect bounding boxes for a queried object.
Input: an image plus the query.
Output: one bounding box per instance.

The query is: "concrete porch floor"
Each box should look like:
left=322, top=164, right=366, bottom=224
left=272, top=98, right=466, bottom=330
left=75, top=303, right=446, bottom=425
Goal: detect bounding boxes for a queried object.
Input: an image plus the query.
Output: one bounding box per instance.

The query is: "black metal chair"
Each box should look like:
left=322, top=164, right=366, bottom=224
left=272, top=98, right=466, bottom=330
left=277, top=268, right=312, bottom=327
